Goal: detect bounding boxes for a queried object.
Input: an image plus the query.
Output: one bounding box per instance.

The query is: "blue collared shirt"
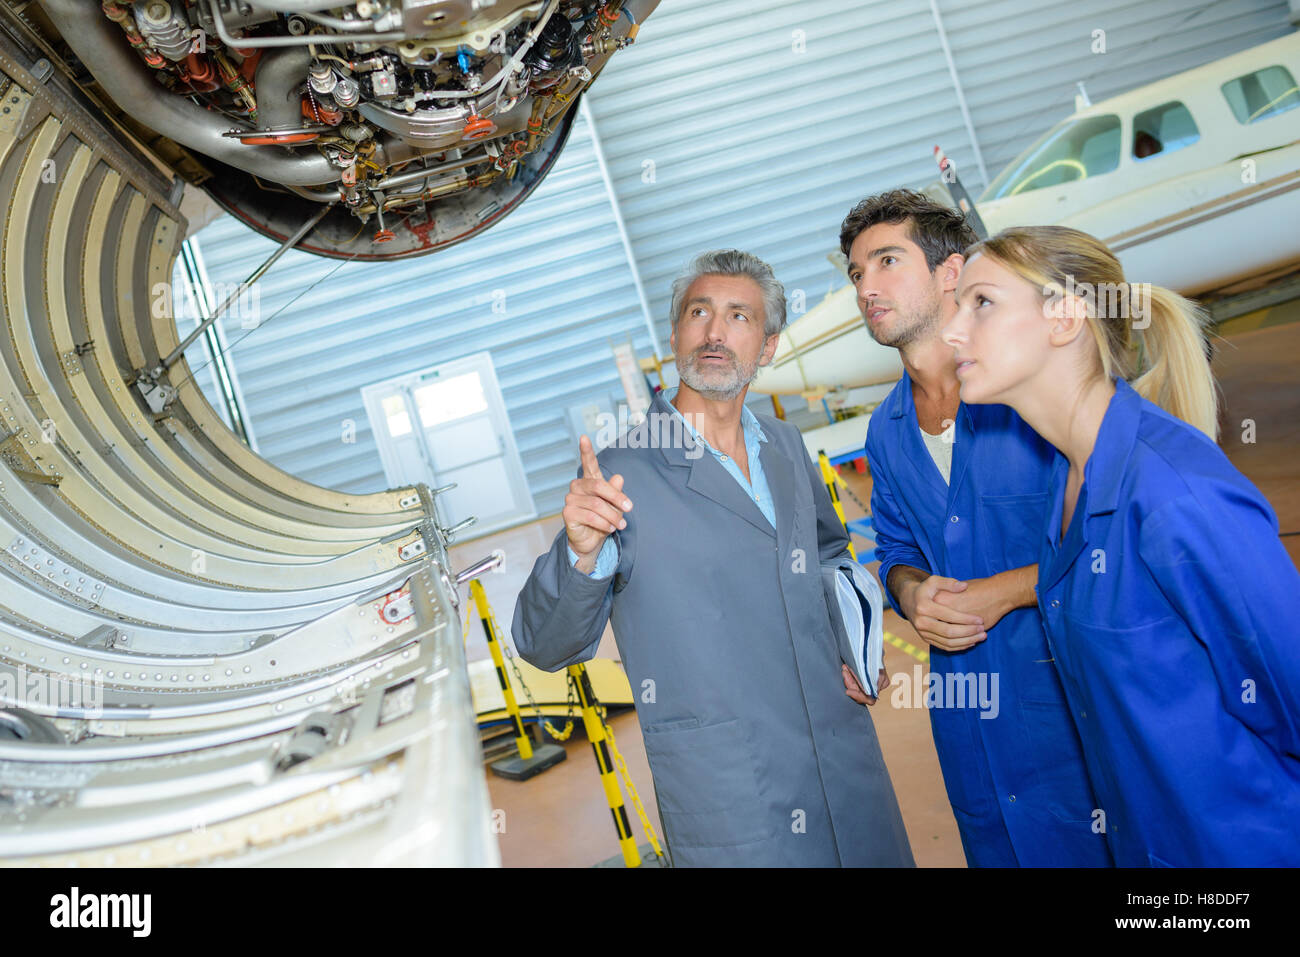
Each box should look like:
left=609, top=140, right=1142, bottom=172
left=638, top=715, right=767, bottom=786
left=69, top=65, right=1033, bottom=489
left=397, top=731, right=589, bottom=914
left=1036, top=376, right=1300, bottom=866
left=570, top=388, right=773, bottom=577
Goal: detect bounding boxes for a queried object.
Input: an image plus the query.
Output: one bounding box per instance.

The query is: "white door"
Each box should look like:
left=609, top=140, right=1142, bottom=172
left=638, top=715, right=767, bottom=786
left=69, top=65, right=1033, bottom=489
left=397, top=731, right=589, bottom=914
left=362, top=352, right=535, bottom=540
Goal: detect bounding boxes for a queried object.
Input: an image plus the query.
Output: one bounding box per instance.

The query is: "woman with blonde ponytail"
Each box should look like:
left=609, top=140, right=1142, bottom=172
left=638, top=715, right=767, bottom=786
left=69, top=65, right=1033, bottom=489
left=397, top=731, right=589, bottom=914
left=940, top=224, right=1300, bottom=867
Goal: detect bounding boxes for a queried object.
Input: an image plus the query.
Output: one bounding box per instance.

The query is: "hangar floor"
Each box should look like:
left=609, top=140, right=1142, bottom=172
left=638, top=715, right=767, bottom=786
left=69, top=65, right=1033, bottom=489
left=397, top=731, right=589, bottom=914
left=446, top=308, right=1300, bottom=868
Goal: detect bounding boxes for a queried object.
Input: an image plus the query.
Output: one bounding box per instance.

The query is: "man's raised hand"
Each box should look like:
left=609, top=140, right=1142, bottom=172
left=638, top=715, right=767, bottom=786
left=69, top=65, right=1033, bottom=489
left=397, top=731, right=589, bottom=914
left=563, top=434, right=633, bottom=572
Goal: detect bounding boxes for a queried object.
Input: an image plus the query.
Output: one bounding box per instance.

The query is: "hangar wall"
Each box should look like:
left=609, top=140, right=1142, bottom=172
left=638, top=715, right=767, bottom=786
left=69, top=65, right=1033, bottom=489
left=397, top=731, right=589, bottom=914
left=183, top=0, right=1297, bottom=519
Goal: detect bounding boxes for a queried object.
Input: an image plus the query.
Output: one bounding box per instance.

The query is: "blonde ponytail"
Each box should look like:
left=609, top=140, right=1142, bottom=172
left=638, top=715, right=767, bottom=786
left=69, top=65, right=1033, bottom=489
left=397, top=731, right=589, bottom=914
left=1129, top=285, right=1219, bottom=440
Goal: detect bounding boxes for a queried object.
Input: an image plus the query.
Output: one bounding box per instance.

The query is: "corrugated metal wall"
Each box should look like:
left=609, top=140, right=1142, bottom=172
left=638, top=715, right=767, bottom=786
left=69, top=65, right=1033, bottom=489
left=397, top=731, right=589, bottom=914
left=182, top=0, right=1296, bottom=518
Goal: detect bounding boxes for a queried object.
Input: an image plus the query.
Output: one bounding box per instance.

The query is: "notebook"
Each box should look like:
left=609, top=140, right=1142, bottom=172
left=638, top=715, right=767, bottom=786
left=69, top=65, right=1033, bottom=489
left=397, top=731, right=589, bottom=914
left=830, top=562, right=886, bottom=698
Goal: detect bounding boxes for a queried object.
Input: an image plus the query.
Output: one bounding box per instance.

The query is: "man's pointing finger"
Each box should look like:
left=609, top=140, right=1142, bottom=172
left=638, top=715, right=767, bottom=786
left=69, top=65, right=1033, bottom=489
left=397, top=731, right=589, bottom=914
left=579, top=434, right=604, bottom=480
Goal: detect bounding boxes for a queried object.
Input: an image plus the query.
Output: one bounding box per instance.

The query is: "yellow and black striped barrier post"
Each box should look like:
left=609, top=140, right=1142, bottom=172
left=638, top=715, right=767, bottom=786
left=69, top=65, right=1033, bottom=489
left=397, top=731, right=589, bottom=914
left=568, top=662, right=641, bottom=868
left=818, top=449, right=857, bottom=561
left=472, top=579, right=566, bottom=781
left=471, top=580, right=532, bottom=759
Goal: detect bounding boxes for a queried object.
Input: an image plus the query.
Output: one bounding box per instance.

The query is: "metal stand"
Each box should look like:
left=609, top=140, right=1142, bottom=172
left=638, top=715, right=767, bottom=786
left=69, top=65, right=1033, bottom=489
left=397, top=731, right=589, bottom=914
left=470, top=579, right=567, bottom=781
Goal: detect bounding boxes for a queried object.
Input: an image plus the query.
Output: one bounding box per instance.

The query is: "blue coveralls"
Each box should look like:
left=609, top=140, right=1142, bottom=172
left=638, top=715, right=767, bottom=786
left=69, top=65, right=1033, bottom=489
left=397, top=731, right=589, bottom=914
left=865, top=372, right=1111, bottom=866
left=1037, top=377, right=1300, bottom=866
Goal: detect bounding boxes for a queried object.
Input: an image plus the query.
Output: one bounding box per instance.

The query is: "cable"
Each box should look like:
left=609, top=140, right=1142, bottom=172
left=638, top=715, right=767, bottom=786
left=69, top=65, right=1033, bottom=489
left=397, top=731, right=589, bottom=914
left=297, top=9, right=376, bottom=32
left=168, top=243, right=361, bottom=395
left=247, top=174, right=298, bottom=196
left=310, top=52, right=353, bottom=69
left=188, top=90, right=246, bottom=125
left=836, top=472, right=871, bottom=514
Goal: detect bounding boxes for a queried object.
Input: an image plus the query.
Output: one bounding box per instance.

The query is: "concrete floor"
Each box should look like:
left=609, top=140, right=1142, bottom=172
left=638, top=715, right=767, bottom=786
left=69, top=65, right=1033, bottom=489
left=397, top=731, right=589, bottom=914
left=446, top=311, right=1300, bottom=868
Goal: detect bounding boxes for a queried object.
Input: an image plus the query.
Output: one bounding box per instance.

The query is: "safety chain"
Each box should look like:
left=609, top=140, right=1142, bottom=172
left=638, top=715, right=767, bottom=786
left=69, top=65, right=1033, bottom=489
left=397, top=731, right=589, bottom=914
left=464, top=601, right=573, bottom=740
left=833, top=466, right=872, bottom=514
left=598, top=702, right=665, bottom=861
left=493, top=603, right=575, bottom=742
left=543, top=671, right=577, bottom=742
left=459, top=598, right=661, bottom=859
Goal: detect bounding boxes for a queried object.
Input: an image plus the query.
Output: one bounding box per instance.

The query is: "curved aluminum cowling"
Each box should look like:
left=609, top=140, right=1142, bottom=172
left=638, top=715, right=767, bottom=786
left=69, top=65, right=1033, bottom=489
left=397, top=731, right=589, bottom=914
left=0, top=34, right=497, bottom=867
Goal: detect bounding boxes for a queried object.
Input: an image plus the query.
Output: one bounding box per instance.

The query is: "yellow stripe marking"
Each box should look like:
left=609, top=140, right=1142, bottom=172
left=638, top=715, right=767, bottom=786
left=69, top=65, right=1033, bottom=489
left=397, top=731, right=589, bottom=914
left=884, top=630, right=929, bottom=664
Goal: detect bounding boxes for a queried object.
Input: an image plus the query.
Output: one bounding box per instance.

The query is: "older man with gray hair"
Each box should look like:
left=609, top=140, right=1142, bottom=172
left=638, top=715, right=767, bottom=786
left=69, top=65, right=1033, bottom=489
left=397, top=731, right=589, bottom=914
left=513, top=250, right=914, bottom=867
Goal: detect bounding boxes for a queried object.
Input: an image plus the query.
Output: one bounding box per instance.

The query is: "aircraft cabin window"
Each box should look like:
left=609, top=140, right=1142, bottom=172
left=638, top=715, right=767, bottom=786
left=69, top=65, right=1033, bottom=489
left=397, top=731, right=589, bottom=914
left=1221, top=65, right=1300, bottom=124
left=1132, top=101, right=1201, bottom=160
left=981, top=114, right=1121, bottom=201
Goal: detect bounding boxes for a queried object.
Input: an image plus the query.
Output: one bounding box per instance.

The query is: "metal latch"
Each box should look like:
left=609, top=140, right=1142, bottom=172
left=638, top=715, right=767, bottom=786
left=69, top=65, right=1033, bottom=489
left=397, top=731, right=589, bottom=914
left=379, top=592, right=414, bottom=624
left=398, top=538, right=426, bottom=561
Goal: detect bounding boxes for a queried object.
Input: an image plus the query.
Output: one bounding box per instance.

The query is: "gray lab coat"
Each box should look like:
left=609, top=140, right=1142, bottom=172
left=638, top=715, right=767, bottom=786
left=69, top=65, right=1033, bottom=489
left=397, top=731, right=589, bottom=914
left=512, top=391, right=914, bottom=867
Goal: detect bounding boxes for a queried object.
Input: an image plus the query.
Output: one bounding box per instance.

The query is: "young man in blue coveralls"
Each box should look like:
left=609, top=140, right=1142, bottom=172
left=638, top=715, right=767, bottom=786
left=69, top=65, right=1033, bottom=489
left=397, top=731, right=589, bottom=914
left=838, top=191, right=1111, bottom=867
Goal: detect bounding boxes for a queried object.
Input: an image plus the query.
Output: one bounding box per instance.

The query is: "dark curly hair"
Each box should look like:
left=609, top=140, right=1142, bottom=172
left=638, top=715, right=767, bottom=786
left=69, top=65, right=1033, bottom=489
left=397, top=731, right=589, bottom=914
left=839, top=188, right=976, bottom=273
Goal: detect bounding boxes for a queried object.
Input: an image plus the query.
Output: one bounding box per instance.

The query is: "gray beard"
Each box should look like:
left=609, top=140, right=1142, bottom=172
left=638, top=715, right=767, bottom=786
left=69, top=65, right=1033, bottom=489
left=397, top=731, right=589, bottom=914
left=677, top=346, right=761, bottom=401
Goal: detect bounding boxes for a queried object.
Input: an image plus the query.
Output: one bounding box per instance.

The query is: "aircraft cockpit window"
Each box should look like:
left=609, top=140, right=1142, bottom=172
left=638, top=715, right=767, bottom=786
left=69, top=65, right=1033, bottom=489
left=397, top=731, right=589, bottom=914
left=1132, top=101, right=1201, bottom=160
left=1221, top=65, right=1300, bottom=124
left=981, top=114, right=1121, bottom=201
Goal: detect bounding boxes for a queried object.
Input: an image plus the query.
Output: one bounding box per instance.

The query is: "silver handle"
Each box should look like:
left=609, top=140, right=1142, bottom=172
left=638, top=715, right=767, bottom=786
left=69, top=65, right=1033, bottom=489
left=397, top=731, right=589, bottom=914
left=441, top=515, right=476, bottom=541
left=455, top=552, right=502, bottom=586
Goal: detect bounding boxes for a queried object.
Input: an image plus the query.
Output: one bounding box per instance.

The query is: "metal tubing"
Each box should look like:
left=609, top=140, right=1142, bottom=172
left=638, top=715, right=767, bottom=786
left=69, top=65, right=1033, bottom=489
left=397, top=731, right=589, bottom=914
left=37, top=0, right=379, bottom=184
left=372, top=153, right=487, bottom=190
left=206, top=0, right=406, bottom=48
left=255, top=45, right=312, bottom=131
left=161, top=202, right=334, bottom=370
